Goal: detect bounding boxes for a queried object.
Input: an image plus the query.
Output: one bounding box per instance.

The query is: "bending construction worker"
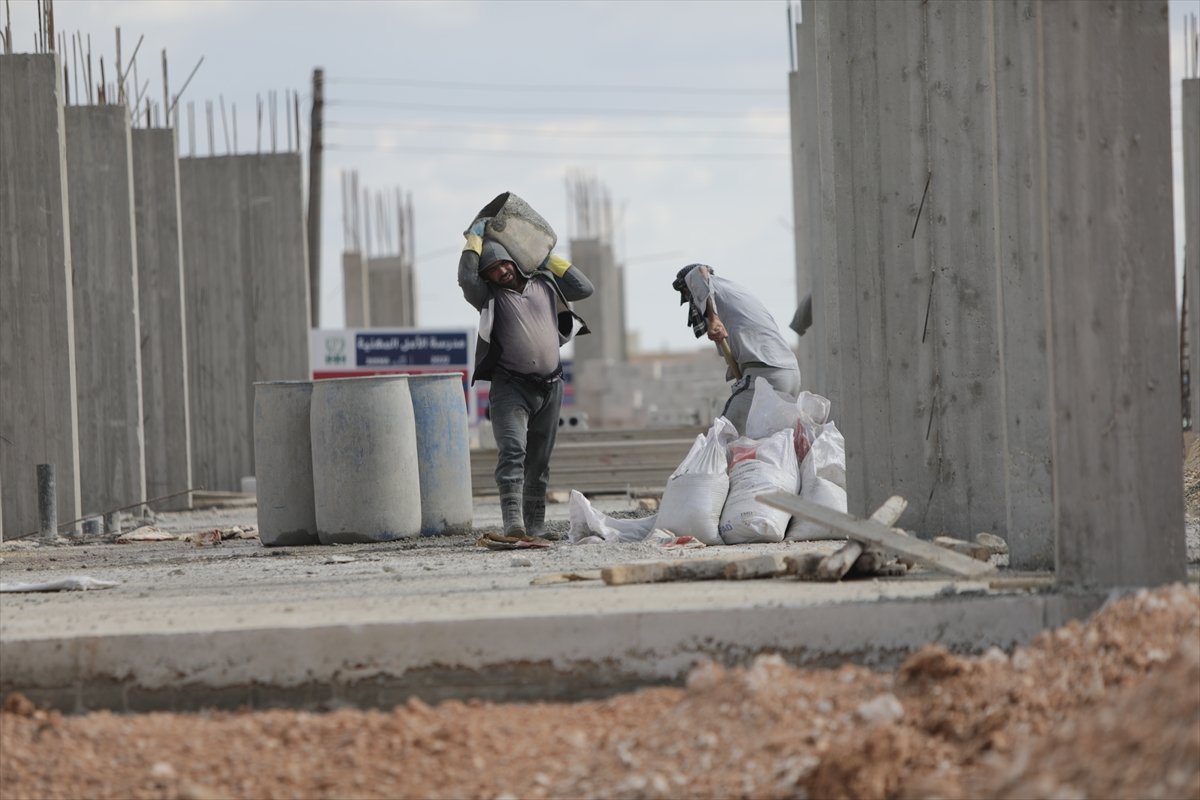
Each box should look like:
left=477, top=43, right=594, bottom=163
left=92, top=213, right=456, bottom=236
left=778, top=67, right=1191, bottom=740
left=459, top=217, right=593, bottom=539
left=674, top=263, right=800, bottom=434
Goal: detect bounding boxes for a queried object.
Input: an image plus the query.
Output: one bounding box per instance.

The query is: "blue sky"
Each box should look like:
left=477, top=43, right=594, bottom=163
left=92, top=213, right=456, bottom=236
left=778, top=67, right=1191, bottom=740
left=7, top=0, right=1197, bottom=354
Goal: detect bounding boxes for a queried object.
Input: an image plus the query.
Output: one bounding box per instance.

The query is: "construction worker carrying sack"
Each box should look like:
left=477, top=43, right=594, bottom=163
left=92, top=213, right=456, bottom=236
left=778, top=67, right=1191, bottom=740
left=674, top=263, right=800, bottom=434
left=459, top=211, right=593, bottom=540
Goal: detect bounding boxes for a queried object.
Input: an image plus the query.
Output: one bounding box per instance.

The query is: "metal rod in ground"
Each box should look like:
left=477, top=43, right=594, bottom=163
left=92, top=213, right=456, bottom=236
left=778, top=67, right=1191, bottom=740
left=36, top=464, right=56, bottom=538
left=12, top=487, right=200, bottom=541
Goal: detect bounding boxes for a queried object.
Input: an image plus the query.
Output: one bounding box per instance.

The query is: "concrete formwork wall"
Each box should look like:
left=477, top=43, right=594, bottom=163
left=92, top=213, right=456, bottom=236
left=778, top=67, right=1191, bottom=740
left=367, top=255, right=415, bottom=327
left=789, top=0, right=822, bottom=391
left=570, top=238, right=623, bottom=366
left=810, top=0, right=1053, bottom=568
left=343, top=251, right=368, bottom=327
left=990, top=0, right=1054, bottom=568
left=180, top=157, right=250, bottom=492
left=180, top=154, right=310, bottom=493
left=243, top=154, right=311, bottom=387
left=1040, top=0, right=1185, bottom=589
left=64, top=105, right=146, bottom=518
left=1184, top=78, right=1199, bottom=429
left=132, top=128, right=192, bottom=512
left=0, top=54, right=81, bottom=539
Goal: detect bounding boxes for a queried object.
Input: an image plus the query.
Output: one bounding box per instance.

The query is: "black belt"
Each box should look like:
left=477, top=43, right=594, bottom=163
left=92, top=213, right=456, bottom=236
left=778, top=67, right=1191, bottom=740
left=498, top=364, right=563, bottom=388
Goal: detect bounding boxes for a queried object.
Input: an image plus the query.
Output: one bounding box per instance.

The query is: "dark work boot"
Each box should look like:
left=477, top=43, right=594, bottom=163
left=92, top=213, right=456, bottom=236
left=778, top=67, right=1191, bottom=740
left=524, top=495, right=553, bottom=540
left=499, top=482, right=526, bottom=537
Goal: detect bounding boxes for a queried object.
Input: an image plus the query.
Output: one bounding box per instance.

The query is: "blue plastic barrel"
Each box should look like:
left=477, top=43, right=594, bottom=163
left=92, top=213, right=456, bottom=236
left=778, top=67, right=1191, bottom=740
left=310, top=375, right=421, bottom=543
left=408, top=372, right=474, bottom=535
left=253, top=381, right=318, bottom=546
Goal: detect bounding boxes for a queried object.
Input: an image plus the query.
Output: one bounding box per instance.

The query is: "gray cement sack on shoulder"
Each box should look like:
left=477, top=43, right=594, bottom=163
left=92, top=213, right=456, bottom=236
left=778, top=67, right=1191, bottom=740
left=655, top=417, right=737, bottom=546
left=719, top=429, right=799, bottom=544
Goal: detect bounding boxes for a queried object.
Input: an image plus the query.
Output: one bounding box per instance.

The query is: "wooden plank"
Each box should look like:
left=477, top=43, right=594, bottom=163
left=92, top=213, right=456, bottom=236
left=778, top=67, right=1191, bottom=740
left=757, top=492, right=996, bottom=578
left=817, top=495, right=907, bottom=581
left=723, top=553, right=790, bottom=580
left=602, top=557, right=738, bottom=586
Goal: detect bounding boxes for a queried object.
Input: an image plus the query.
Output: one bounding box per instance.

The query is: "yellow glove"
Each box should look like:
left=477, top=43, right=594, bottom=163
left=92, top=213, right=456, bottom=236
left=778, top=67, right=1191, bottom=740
left=462, top=218, right=486, bottom=256
left=545, top=253, right=571, bottom=278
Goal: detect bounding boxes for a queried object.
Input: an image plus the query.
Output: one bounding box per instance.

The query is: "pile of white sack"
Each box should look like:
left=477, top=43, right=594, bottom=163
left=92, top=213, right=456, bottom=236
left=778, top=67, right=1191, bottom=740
left=568, top=377, right=848, bottom=545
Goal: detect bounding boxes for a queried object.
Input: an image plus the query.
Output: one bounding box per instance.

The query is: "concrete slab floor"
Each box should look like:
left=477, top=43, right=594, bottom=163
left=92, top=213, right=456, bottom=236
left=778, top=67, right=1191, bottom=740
left=1, top=497, right=1195, bottom=713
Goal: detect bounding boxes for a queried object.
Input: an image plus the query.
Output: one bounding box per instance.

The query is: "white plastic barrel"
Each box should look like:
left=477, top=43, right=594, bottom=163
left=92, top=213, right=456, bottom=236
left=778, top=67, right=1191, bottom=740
left=310, top=375, right=421, bottom=543
left=407, top=373, right=473, bottom=535
left=253, top=381, right=318, bottom=546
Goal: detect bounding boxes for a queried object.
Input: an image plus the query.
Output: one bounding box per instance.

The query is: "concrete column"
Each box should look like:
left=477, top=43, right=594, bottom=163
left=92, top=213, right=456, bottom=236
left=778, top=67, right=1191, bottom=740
left=65, top=105, right=146, bottom=518
left=921, top=0, right=1006, bottom=542
left=570, top=238, right=622, bottom=365
left=180, top=154, right=311, bottom=492
left=808, top=0, right=1055, bottom=569
left=1039, top=0, right=1185, bottom=589
left=0, top=54, right=81, bottom=539
left=1184, top=78, right=1200, bottom=429
left=243, top=153, right=311, bottom=388
left=789, top=0, right=822, bottom=390
left=132, top=128, right=192, bottom=511
left=811, top=1, right=849, bottom=415
left=367, top=255, right=413, bottom=327
left=343, top=251, right=368, bottom=327
left=180, top=156, right=251, bottom=492
left=990, top=0, right=1054, bottom=569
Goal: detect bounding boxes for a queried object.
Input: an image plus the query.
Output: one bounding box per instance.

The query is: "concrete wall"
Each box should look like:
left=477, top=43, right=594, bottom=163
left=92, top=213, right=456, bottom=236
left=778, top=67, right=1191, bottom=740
left=367, top=255, right=416, bottom=327
left=809, top=0, right=1054, bottom=568
left=132, top=128, right=192, bottom=511
left=180, top=154, right=311, bottom=492
left=788, top=0, right=822, bottom=392
left=1040, top=0, right=1185, bottom=590
left=65, top=105, right=146, bottom=519
left=0, top=54, right=81, bottom=539
left=343, top=251, right=368, bottom=327
left=1184, top=78, right=1199, bottom=429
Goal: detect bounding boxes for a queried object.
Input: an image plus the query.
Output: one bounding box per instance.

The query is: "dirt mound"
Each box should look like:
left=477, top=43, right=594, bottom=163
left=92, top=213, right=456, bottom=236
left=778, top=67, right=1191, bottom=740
left=2, top=586, right=1198, bottom=800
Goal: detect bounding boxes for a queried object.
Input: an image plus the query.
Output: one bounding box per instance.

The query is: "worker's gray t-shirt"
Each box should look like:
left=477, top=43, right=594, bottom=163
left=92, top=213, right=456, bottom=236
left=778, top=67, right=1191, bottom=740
left=492, top=277, right=561, bottom=377
left=685, top=270, right=798, bottom=377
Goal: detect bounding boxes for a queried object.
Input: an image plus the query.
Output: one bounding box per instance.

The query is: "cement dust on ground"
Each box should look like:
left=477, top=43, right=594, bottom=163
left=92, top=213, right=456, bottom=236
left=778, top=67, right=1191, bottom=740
left=2, top=585, right=1198, bottom=800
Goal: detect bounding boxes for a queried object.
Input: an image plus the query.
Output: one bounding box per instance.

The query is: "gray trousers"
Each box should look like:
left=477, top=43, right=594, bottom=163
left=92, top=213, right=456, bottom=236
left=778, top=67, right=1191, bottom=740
left=721, top=364, right=802, bottom=435
left=489, top=370, right=563, bottom=497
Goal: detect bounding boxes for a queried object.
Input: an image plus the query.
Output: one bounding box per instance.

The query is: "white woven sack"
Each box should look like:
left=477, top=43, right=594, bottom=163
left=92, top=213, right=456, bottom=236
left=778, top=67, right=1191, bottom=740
left=655, top=417, right=737, bottom=545
left=718, top=429, right=799, bottom=544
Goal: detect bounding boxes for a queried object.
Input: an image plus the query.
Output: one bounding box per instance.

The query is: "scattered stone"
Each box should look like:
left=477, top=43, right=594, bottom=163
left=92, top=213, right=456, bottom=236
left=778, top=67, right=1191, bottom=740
left=116, top=526, right=177, bottom=544
left=855, top=692, right=905, bottom=723
left=510, top=555, right=532, bottom=567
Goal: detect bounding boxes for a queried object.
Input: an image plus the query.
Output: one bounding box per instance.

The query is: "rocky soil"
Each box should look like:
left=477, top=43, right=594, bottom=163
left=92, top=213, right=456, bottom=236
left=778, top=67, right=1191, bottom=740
left=3, top=584, right=1198, bottom=800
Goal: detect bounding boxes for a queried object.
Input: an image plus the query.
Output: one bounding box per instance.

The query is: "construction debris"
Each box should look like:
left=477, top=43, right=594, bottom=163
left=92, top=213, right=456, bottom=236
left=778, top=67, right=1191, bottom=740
left=115, top=526, right=176, bottom=543
left=0, top=576, right=119, bottom=593
left=757, top=492, right=996, bottom=579
left=476, top=532, right=552, bottom=551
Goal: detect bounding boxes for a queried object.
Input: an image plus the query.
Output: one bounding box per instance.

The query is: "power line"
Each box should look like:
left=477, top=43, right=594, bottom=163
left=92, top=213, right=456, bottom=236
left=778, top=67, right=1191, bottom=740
left=326, top=142, right=787, bottom=161
left=327, top=120, right=787, bottom=139
left=327, top=75, right=784, bottom=97
left=328, top=99, right=782, bottom=119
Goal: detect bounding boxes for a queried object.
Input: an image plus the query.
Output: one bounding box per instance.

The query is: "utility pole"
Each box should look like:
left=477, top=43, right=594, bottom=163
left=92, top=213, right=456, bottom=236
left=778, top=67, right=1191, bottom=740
left=306, top=67, right=324, bottom=328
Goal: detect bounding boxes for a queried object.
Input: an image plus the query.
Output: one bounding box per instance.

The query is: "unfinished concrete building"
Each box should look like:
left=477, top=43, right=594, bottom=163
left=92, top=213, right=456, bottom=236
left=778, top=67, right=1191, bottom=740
left=566, top=174, right=631, bottom=427
left=341, top=171, right=417, bottom=328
